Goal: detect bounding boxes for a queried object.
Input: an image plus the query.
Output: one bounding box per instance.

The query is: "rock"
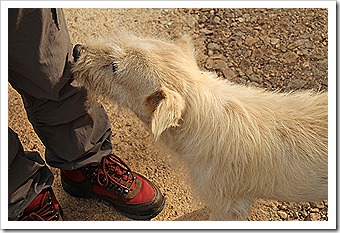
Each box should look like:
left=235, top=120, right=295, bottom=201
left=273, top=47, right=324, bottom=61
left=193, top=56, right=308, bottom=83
left=305, top=41, right=315, bottom=49
left=207, top=50, right=214, bottom=56
left=249, top=75, right=262, bottom=83
left=205, top=57, right=214, bottom=69
left=221, top=68, right=237, bottom=79
left=278, top=211, right=288, bottom=220
left=282, top=51, right=299, bottom=63
left=248, top=81, right=260, bottom=87
left=317, top=59, right=328, bottom=69
left=310, top=208, right=319, bottom=213
left=322, top=79, right=328, bottom=86
left=253, top=48, right=264, bottom=58
left=213, top=16, right=221, bottom=24
left=287, top=39, right=309, bottom=49
left=207, top=42, right=220, bottom=51
left=237, top=17, right=245, bottom=22
left=245, top=36, right=259, bottom=46
left=270, top=38, right=280, bottom=45
left=286, top=79, right=306, bottom=91
left=210, top=53, right=225, bottom=60
left=301, top=202, right=311, bottom=209
left=316, top=202, right=325, bottom=209
left=200, top=15, right=208, bottom=23
left=260, top=35, right=271, bottom=44
left=200, top=28, right=214, bottom=35
left=213, top=59, right=228, bottom=70
left=308, top=213, right=320, bottom=221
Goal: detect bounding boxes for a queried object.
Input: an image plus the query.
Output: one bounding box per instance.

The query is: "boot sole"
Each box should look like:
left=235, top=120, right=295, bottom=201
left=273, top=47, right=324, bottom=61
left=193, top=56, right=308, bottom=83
left=61, top=175, right=166, bottom=221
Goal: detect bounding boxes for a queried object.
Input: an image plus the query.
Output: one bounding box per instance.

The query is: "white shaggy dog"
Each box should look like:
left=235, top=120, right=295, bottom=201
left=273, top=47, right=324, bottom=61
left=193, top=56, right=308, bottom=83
left=71, top=31, right=328, bottom=220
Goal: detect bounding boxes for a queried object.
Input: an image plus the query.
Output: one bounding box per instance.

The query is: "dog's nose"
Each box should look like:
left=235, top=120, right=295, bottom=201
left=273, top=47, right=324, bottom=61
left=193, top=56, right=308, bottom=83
left=73, top=44, right=83, bottom=62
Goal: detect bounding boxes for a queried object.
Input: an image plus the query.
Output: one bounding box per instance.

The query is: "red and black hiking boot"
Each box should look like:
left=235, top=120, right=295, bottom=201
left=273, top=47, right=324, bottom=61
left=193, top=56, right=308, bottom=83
left=19, top=187, right=63, bottom=221
left=61, top=153, right=165, bottom=220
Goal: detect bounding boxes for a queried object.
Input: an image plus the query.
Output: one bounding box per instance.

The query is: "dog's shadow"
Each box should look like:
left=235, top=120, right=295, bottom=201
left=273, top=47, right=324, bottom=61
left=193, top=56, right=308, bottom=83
left=174, top=207, right=210, bottom=221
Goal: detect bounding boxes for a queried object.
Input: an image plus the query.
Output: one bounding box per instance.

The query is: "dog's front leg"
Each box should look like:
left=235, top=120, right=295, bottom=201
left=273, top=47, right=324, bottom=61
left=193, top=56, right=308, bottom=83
left=209, top=196, right=253, bottom=221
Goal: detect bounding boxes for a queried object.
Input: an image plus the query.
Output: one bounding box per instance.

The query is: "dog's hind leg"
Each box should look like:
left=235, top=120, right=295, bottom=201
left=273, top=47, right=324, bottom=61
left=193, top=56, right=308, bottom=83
left=209, top=196, right=254, bottom=221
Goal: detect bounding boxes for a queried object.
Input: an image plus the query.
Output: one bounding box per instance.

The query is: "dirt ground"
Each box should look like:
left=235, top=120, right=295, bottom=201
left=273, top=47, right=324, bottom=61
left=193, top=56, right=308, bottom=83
left=8, top=8, right=328, bottom=222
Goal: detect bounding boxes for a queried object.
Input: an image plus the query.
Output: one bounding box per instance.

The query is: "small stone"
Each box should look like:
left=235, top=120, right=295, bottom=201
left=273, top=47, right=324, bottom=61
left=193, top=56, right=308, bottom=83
left=287, top=39, right=309, bottom=49
left=248, top=81, right=260, bottom=87
left=270, top=38, right=280, bottom=45
left=237, top=17, right=245, bottom=22
left=201, top=15, right=208, bottom=23
left=310, top=208, right=319, bottom=213
left=322, top=79, right=328, bottom=86
left=207, top=50, right=214, bottom=56
left=245, top=36, right=259, bottom=46
left=213, top=59, right=228, bottom=70
left=286, top=79, right=306, bottom=91
left=316, top=202, right=325, bottom=209
left=278, top=211, right=288, bottom=220
left=301, top=202, right=311, bottom=209
left=221, top=68, right=237, bottom=79
left=207, top=42, right=220, bottom=51
left=309, top=213, right=320, bottom=221
left=249, top=75, right=262, bottom=83
left=283, top=51, right=299, bottom=63
left=213, top=16, right=221, bottom=24
left=205, top=57, right=214, bottom=69
left=201, top=28, right=214, bottom=35
left=210, top=53, right=224, bottom=60
left=317, top=59, right=328, bottom=69
left=301, top=210, right=308, bottom=217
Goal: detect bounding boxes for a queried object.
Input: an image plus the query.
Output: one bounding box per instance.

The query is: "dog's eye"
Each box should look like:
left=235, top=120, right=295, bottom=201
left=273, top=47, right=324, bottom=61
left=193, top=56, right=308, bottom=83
left=111, top=63, right=118, bottom=73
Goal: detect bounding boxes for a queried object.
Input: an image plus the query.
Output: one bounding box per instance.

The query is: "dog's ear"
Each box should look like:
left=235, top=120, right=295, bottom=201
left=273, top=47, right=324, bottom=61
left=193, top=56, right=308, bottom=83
left=145, top=87, right=185, bottom=141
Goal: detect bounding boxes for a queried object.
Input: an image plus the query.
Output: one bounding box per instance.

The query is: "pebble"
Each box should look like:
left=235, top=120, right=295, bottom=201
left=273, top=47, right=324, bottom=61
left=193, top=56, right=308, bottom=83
left=237, top=17, right=245, bottom=22
left=310, top=208, right=319, bottom=213
left=205, top=57, right=214, bottom=69
left=207, top=42, right=220, bottom=51
left=316, top=202, right=325, bottom=209
left=221, top=68, right=237, bottom=79
left=317, top=59, right=328, bottom=69
left=283, top=51, right=299, bottom=63
left=200, top=28, right=214, bottom=35
left=207, top=50, right=214, bottom=56
left=200, top=15, right=208, bottom=23
left=245, top=36, right=259, bottom=46
left=213, top=59, right=228, bottom=70
left=213, top=16, right=221, bottom=24
left=270, top=38, right=280, bottom=45
left=249, top=75, right=262, bottom=83
left=287, top=39, right=309, bottom=49
left=278, top=211, right=288, bottom=220
left=309, top=213, right=320, bottom=221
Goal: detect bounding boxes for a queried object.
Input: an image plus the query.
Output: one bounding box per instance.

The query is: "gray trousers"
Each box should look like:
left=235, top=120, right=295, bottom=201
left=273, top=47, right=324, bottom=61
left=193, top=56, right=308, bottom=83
left=8, top=8, right=112, bottom=220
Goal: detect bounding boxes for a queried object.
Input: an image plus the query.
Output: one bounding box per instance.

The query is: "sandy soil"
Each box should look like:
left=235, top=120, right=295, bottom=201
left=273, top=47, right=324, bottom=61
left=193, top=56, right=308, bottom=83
left=8, top=8, right=328, bottom=222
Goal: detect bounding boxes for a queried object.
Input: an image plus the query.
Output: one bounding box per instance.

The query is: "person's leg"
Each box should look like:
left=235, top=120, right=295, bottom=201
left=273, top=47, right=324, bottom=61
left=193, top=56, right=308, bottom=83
left=9, top=8, right=112, bottom=170
left=8, top=128, right=58, bottom=220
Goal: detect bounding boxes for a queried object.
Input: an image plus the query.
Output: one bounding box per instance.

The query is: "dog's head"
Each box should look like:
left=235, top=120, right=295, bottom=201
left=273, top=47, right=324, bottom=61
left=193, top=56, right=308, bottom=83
left=71, top=31, right=201, bottom=140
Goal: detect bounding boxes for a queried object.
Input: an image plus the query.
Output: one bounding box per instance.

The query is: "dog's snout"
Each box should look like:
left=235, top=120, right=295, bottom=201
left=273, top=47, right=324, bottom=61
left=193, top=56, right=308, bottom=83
left=73, top=44, right=83, bottom=62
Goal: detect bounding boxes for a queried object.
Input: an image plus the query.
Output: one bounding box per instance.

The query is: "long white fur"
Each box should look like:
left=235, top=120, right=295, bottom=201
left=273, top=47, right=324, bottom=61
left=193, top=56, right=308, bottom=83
left=71, top=30, right=328, bottom=220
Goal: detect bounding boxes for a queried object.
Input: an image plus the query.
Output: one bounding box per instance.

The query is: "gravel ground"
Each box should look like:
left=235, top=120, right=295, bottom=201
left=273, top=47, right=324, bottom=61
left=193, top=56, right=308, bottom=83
left=8, top=8, right=328, bottom=223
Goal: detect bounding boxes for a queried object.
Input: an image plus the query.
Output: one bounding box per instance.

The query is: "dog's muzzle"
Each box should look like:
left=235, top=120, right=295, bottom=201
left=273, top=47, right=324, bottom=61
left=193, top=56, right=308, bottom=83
left=73, top=44, right=83, bottom=62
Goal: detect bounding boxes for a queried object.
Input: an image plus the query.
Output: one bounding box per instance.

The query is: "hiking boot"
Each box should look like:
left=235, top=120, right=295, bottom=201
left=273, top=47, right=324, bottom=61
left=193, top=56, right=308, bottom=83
left=61, top=153, right=165, bottom=220
left=19, top=187, right=63, bottom=221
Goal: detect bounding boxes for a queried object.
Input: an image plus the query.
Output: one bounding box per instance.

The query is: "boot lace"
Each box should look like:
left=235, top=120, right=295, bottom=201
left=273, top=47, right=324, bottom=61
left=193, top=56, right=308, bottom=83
left=20, top=190, right=60, bottom=221
left=85, top=153, right=136, bottom=198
